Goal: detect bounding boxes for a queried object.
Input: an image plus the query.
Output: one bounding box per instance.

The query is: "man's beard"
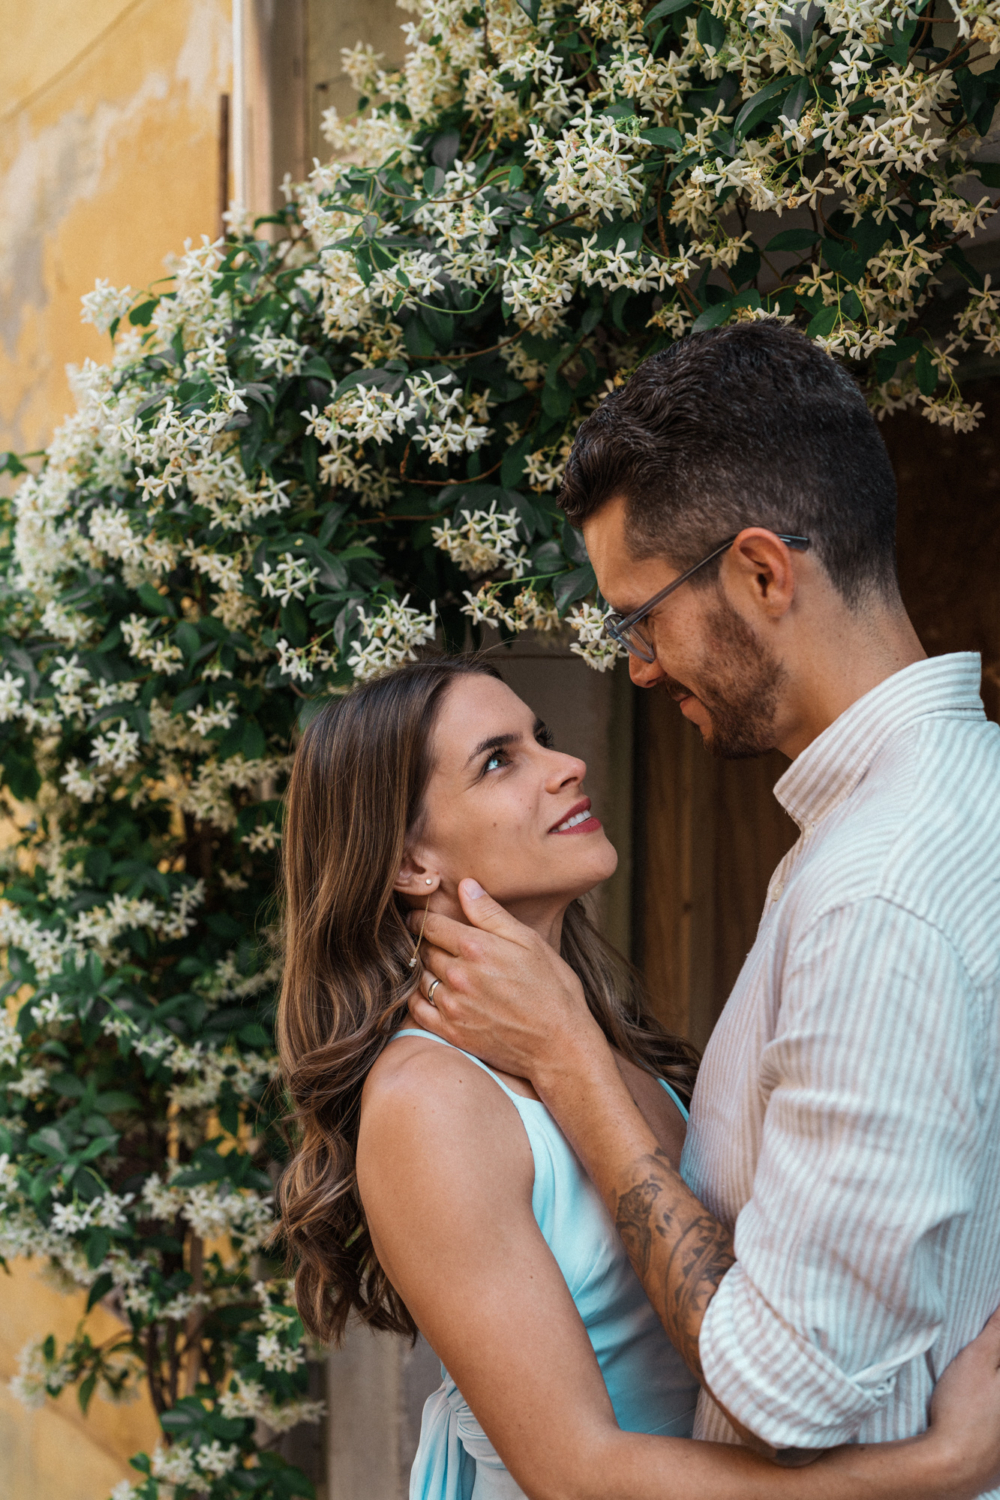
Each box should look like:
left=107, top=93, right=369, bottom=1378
left=665, top=596, right=786, bottom=760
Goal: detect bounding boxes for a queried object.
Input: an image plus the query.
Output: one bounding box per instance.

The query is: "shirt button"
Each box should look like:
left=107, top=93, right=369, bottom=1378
left=771, top=882, right=784, bottom=902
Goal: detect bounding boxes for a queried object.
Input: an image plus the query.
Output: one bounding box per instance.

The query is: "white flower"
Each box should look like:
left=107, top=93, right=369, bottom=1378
left=567, top=602, right=626, bottom=673
left=60, top=758, right=110, bottom=803
left=257, top=1331, right=306, bottom=1373
left=255, top=552, right=321, bottom=606
left=347, top=596, right=437, bottom=681
left=242, top=821, right=280, bottom=852
left=91, top=723, right=141, bottom=773
left=80, top=279, right=133, bottom=334
left=431, top=504, right=527, bottom=577
left=0, top=670, right=25, bottom=721
left=188, top=696, right=238, bottom=734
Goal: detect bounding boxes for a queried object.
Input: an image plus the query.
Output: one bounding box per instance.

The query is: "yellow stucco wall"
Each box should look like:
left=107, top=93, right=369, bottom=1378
left=0, top=1259, right=162, bottom=1498
left=0, top=2, right=229, bottom=1493
left=0, top=0, right=232, bottom=455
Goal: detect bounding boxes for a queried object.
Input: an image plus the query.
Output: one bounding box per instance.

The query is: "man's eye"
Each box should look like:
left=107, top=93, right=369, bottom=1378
left=483, top=751, right=506, bottom=773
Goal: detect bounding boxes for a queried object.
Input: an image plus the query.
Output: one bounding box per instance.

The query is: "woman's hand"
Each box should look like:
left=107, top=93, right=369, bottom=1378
left=925, top=1307, right=1000, bottom=1497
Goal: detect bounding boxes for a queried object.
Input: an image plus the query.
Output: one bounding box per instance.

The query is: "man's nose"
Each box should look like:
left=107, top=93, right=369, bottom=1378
left=629, top=651, right=667, bottom=689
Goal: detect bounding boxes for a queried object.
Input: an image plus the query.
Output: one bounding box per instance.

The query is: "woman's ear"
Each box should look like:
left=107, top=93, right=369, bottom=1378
left=393, top=849, right=440, bottom=899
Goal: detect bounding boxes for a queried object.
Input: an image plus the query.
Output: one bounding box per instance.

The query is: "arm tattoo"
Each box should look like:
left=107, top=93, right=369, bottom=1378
left=613, top=1153, right=735, bottom=1385
left=615, top=1178, right=668, bottom=1277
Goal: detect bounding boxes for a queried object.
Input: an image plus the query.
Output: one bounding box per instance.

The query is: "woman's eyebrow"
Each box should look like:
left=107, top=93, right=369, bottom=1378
left=466, top=730, right=521, bottom=766
left=466, top=720, right=547, bottom=766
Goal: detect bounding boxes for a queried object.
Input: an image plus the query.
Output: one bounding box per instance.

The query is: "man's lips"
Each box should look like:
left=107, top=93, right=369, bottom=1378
left=549, top=797, right=602, bottom=835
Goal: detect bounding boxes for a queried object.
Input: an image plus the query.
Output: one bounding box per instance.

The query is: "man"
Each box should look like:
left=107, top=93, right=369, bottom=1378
left=408, top=323, right=1000, bottom=1480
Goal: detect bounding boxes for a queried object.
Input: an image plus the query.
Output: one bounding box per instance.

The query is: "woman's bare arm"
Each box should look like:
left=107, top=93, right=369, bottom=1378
left=356, top=1037, right=1000, bottom=1500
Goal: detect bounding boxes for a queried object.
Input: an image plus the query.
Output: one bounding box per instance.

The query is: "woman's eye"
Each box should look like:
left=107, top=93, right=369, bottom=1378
left=483, top=751, right=506, bottom=773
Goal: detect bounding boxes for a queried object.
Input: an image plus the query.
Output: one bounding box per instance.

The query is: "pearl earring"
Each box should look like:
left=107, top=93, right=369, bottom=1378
left=425, top=878, right=433, bottom=885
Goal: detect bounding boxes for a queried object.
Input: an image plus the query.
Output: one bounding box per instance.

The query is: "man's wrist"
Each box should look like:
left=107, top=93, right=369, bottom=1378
left=530, top=1005, right=618, bottom=1108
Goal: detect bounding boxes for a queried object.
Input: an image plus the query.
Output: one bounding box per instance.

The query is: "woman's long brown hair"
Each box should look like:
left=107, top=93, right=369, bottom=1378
left=276, top=658, right=699, bottom=1343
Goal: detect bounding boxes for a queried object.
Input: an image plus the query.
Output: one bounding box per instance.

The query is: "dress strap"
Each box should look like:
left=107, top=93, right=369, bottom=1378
left=389, top=1028, right=524, bottom=1105
left=657, top=1076, right=690, bottom=1123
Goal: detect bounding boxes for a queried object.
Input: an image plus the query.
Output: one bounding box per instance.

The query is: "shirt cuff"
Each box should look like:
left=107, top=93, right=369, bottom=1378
left=699, top=1263, right=897, bottom=1449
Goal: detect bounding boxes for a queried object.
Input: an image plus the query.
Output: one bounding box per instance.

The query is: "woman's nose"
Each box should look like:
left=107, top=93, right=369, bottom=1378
left=546, top=751, right=586, bottom=789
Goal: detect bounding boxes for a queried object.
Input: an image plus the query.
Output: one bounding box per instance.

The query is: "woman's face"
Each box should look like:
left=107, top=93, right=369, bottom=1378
left=400, top=673, right=617, bottom=926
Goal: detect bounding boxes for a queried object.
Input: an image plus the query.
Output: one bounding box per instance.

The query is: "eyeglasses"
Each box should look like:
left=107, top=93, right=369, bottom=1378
left=603, top=532, right=811, bottom=663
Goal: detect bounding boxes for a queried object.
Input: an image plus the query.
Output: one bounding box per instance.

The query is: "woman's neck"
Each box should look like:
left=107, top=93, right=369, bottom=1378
left=498, top=897, right=569, bottom=952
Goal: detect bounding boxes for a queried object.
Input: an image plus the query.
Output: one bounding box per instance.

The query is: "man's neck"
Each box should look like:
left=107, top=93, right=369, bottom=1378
left=776, top=603, right=926, bottom=760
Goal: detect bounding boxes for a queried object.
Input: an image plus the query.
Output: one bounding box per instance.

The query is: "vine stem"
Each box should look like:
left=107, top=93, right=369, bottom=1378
left=184, top=1233, right=204, bottom=1396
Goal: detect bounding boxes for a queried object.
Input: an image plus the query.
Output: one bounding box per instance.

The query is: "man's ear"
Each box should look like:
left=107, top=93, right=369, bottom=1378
left=727, top=528, right=799, bottom=619
left=393, top=847, right=440, bottom=900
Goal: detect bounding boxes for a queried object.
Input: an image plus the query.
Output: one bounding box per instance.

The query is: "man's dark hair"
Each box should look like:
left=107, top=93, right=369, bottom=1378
left=559, top=323, right=899, bottom=605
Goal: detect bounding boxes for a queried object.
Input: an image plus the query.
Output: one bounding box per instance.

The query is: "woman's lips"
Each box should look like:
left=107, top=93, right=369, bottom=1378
left=549, top=799, right=602, bottom=835
left=551, top=815, right=602, bottom=835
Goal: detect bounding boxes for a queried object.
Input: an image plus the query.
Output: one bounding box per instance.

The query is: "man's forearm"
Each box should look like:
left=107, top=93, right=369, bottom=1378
left=534, top=1040, right=733, bottom=1381
left=533, top=1043, right=805, bottom=1459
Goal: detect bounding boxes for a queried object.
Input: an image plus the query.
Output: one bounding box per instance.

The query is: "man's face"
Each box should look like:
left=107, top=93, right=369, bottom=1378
left=582, top=496, right=786, bottom=759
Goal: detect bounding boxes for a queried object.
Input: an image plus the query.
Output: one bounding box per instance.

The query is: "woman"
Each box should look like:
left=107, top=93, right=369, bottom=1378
left=277, top=657, right=1000, bottom=1500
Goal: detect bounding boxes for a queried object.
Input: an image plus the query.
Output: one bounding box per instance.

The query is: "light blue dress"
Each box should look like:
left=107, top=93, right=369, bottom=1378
left=390, top=1030, right=700, bottom=1500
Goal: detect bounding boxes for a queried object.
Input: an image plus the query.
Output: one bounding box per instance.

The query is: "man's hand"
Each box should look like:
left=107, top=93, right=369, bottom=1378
left=407, top=878, right=610, bottom=1088
left=410, top=880, right=767, bottom=1454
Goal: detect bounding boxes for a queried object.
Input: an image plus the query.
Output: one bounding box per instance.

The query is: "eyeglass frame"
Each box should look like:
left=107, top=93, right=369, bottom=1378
left=603, top=531, right=812, bottom=664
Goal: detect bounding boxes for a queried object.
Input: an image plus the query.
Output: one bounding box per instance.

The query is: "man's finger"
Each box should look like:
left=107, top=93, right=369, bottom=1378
left=406, top=909, right=469, bottom=957
left=457, top=879, right=535, bottom=946
left=415, top=939, right=453, bottom=983
left=408, top=984, right=455, bottom=1038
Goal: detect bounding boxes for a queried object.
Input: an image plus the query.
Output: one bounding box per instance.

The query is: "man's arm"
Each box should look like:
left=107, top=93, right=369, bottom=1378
left=407, top=881, right=778, bottom=1453
left=411, top=881, right=982, bottom=1457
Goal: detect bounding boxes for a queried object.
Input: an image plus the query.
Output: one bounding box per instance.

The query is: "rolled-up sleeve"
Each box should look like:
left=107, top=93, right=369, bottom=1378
left=698, top=896, right=981, bottom=1450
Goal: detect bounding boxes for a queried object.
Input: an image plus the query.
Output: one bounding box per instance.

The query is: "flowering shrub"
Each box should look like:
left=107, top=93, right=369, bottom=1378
left=0, top=0, right=997, bottom=1493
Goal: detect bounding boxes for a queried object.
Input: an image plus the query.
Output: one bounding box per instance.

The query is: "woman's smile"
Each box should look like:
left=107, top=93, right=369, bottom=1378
left=549, top=798, right=602, bottom=835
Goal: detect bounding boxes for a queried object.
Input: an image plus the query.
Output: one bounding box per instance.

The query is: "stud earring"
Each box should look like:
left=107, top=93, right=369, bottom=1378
left=425, top=878, right=433, bottom=885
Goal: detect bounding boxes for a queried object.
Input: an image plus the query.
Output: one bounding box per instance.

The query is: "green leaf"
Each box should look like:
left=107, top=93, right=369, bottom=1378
left=239, top=1023, right=270, bottom=1047
left=639, top=126, right=683, bottom=149
left=806, top=303, right=839, bottom=337
left=174, top=621, right=201, bottom=659
left=94, top=1091, right=140, bottom=1114
left=553, top=565, right=596, bottom=613
left=86, top=1228, right=110, bottom=1268
left=86, top=1272, right=114, bottom=1312
left=137, top=583, right=175, bottom=617
left=780, top=0, right=823, bottom=60
left=943, top=245, right=985, bottom=291
left=697, top=8, right=726, bottom=49
left=128, top=300, right=157, bottom=327
left=975, top=162, right=1000, bottom=188
left=78, top=1371, right=98, bottom=1415
left=914, top=346, right=938, bottom=396
left=734, top=77, right=790, bottom=139
left=241, top=718, right=266, bottom=760
left=515, top=0, right=541, bottom=21
left=643, top=0, right=692, bottom=20
left=692, top=300, right=731, bottom=331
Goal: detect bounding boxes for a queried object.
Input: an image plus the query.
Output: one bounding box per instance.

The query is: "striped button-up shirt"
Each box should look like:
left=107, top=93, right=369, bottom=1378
left=681, top=653, right=1000, bottom=1488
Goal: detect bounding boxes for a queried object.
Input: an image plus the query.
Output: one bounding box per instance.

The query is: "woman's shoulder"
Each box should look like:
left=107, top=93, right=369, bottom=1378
left=359, top=1030, right=534, bottom=1185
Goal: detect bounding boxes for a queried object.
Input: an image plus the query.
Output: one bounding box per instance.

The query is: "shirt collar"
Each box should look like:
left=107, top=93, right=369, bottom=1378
left=774, top=653, right=985, bottom=832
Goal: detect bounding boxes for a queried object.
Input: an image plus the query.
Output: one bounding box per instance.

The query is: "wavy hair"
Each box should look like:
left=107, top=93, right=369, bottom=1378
left=276, top=658, right=699, bottom=1343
